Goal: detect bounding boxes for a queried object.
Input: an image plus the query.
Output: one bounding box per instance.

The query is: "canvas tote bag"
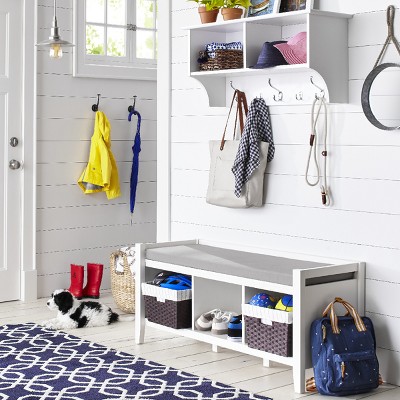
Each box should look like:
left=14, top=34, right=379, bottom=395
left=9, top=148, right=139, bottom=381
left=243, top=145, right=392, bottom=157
left=206, top=90, right=269, bottom=208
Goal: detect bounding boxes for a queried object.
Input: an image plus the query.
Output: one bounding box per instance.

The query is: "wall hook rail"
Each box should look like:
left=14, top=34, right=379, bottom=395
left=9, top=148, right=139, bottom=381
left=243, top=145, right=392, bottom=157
left=295, top=91, right=303, bottom=101
left=310, top=76, right=325, bottom=99
left=128, top=95, right=137, bottom=113
left=230, top=80, right=238, bottom=91
left=268, top=78, right=283, bottom=102
left=92, top=93, right=101, bottom=112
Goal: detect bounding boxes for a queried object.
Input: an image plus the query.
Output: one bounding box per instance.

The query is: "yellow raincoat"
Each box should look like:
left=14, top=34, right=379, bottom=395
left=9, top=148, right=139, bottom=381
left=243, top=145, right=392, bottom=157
left=78, top=111, right=121, bottom=199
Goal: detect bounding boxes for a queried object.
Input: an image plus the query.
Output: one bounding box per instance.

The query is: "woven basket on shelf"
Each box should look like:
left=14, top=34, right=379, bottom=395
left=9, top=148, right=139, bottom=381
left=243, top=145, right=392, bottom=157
left=110, top=249, right=135, bottom=314
left=142, top=283, right=192, bottom=329
left=198, top=49, right=243, bottom=71
left=243, top=304, right=293, bottom=357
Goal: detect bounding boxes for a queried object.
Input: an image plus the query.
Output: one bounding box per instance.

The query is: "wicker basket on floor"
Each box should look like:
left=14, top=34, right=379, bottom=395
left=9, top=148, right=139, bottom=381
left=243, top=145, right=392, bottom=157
left=198, top=49, right=243, bottom=71
left=110, top=249, right=135, bottom=314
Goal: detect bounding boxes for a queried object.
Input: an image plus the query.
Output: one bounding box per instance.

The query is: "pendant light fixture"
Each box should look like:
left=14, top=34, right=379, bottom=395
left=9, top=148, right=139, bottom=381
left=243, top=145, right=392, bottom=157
left=36, top=0, right=74, bottom=59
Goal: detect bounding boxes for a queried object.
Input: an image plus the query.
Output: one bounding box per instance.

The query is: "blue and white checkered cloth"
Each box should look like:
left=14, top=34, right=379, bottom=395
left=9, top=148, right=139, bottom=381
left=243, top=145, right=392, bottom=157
left=231, top=97, right=275, bottom=197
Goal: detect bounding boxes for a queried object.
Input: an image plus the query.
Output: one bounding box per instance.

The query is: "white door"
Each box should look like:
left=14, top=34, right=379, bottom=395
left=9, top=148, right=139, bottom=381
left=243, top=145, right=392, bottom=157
left=0, top=0, right=23, bottom=301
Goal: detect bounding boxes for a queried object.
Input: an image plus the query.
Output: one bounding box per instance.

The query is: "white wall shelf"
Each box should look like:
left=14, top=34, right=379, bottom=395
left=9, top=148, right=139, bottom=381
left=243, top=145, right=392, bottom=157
left=185, top=10, right=352, bottom=107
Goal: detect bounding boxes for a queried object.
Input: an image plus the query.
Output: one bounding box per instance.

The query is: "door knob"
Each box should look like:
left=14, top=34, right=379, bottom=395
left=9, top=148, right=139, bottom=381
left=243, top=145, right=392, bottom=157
left=9, top=159, right=21, bottom=170
left=9, top=137, right=18, bottom=147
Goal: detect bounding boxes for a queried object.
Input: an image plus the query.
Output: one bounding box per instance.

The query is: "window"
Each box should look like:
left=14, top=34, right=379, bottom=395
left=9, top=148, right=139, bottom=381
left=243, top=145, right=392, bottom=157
left=74, top=0, right=157, bottom=80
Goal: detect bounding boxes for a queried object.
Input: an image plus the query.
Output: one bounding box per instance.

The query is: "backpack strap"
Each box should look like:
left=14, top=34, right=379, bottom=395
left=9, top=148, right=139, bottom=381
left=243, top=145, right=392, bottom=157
left=322, top=297, right=366, bottom=335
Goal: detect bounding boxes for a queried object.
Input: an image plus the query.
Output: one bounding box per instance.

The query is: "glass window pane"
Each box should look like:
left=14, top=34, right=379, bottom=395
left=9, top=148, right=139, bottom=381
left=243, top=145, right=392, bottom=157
left=136, top=0, right=155, bottom=29
left=107, top=27, right=126, bottom=57
left=107, top=0, right=126, bottom=25
left=136, top=30, right=154, bottom=59
left=86, top=25, right=105, bottom=55
left=86, top=0, right=105, bottom=23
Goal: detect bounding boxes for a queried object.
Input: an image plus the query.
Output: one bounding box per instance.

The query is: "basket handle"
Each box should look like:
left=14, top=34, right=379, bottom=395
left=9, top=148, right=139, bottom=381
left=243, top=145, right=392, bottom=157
left=322, top=297, right=366, bottom=334
left=110, top=250, right=134, bottom=275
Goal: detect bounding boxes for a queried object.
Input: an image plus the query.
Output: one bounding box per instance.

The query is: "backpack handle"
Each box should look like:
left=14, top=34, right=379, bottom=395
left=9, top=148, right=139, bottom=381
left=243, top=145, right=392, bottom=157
left=322, top=297, right=366, bottom=334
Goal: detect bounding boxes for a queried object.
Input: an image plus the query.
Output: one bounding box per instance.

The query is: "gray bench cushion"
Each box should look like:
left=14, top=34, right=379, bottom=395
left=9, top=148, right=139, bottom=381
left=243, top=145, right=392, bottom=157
left=146, top=244, right=325, bottom=286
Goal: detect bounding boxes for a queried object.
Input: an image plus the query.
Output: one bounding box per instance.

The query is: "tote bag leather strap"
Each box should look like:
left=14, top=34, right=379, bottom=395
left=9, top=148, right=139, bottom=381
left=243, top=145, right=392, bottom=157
left=322, top=297, right=367, bottom=334
left=220, top=90, right=248, bottom=150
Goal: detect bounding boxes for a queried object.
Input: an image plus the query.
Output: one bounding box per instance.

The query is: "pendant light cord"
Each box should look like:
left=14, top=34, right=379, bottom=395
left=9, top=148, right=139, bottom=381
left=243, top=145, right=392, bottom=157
left=305, top=96, right=330, bottom=206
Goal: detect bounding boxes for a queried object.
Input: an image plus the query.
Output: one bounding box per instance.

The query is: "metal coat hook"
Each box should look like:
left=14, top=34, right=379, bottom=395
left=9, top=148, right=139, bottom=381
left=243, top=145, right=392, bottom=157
left=268, top=78, right=283, bottom=102
left=92, top=93, right=100, bottom=112
left=128, top=95, right=137, bottom=113
left=230, top=80, right=238, bottom=91
left=295, top=91, right=303, bottom=101
left=310, top=76, right=325, bottom=99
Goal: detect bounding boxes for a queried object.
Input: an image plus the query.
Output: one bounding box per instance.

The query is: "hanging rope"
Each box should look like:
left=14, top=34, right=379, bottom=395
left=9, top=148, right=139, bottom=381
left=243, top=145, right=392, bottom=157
left=305, top=96, right=330, bottom=206
left=374, top=5, right=400, bottom=68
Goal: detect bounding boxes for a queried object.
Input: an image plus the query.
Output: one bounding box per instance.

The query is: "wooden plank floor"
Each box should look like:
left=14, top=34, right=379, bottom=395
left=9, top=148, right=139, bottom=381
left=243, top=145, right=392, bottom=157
left=0, top=291, right=399, bottom=400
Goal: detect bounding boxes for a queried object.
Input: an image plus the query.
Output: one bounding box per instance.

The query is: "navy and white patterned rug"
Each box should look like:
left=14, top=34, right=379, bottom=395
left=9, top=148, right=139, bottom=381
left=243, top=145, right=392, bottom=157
left=0, top=323, right=272, bottom=399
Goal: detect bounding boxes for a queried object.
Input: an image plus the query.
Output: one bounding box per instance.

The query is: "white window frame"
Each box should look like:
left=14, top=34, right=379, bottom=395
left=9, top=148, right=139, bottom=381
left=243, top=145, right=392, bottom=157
left=73, top=0, right=157, bottom=80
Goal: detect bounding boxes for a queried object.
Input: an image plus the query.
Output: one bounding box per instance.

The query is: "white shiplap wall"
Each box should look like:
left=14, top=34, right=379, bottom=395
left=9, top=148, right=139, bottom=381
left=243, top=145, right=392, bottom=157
left=170, top=0, right=400, bottom=386
left=36, top=0, right=156, bottom=297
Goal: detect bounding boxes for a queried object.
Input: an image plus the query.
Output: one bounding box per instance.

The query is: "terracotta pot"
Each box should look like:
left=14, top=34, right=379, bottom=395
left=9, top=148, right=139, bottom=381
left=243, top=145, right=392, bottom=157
left=221, top=8, right=243, bottom=21
left=198, top=7, right=219, bottom=24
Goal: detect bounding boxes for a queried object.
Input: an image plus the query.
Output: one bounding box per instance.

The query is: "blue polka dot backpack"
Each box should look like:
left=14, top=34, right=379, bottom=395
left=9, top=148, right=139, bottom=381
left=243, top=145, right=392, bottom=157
left=307, top=297, right=382, bottom=396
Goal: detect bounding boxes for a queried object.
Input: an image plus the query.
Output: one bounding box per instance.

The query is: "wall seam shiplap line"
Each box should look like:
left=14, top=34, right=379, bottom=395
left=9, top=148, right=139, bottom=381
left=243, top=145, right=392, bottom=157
left=37, top=233, right=156, bottom=255
left=367, top=310, right=400, bottom=318
left=37, top=160, right=157, bottom=164
left=36, top=202, right=156, bottom=211
left=36, top=118, right=157, bottom=122
left=37, top=222, right=157, bottom=233
left=36, top=181, right=157, bottom=187
left=172, top=169, right=400, bottom=182
left=170, top=194, right=400, bottom=217
left=171, top=220, right=400, bottom=252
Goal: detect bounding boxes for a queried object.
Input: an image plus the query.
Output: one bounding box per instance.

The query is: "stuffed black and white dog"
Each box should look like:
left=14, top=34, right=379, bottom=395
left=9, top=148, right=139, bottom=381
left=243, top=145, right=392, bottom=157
left=41, top=289, right=133, bottom=330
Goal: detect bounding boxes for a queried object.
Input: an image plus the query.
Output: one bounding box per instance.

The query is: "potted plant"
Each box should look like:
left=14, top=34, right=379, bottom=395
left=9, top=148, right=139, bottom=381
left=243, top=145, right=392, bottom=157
left=222, top=0, right=251, bottom=20
left=188, top=0, right=224, bottom=24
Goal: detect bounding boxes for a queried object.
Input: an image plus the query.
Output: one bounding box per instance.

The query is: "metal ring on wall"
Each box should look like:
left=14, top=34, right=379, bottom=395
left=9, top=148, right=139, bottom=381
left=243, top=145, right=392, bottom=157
left=361, top=62, right=400, bottom=131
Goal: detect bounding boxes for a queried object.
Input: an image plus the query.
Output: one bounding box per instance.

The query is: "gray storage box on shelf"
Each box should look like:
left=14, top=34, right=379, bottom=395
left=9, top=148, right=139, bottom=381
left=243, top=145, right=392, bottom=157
left=142, top=283, right=192, bottom=329
left=243, top=304, right=293, bottom=357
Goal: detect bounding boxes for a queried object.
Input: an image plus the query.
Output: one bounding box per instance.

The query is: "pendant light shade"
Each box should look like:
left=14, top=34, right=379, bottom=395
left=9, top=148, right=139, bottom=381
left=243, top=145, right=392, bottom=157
left=36, top=0, right=74, bottom=59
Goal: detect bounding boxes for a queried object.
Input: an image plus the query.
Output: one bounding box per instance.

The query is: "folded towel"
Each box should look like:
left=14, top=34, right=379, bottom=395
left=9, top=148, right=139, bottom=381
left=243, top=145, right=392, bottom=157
left=205, top=41, right=243, bottom=58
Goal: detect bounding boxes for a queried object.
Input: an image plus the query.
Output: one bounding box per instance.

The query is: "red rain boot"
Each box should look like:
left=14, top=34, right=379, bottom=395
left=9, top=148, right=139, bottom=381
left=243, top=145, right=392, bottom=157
left=82, top=263, right=103, bottom=299
left=68, top=264, right=84, bottom=299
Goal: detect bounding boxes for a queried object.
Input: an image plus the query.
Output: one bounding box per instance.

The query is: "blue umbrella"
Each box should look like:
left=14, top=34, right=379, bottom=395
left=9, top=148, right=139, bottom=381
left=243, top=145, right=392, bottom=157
left=128, top=108, right=142, bottom=214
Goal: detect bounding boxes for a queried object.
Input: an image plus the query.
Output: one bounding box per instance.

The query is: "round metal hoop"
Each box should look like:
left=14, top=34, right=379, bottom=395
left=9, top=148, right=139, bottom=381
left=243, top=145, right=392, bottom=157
left=361, top=62, right=400, bottom=131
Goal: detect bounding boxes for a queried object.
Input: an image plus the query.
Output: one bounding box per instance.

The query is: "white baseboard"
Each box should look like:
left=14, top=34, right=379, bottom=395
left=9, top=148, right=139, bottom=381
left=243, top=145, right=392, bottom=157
left=21, top=270, right=37, bottom=301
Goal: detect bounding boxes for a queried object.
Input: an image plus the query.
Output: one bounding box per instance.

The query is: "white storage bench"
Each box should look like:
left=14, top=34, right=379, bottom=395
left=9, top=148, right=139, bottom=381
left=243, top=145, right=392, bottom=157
left=135, top=239, right=365, bottom=394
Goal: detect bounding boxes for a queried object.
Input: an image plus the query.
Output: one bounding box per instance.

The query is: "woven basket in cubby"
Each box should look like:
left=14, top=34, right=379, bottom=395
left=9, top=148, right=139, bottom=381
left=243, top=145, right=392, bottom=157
left=142, top=283, right=192, bottom=329
left=198, top=49, right=243, bottom=71
left=243, top=304, right=293, bottom=357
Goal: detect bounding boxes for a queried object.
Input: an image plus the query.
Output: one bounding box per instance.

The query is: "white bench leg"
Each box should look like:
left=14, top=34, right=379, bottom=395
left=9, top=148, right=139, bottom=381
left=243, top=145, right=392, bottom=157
left=212, top=344, right=220, bottom=353
left=293, top=361, right=306, bottom=393
left=135, top=243, right=146, bottom=344
left=293, top=270, right=306, bottom=393
left=263, top=359, right=275, bottom=368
